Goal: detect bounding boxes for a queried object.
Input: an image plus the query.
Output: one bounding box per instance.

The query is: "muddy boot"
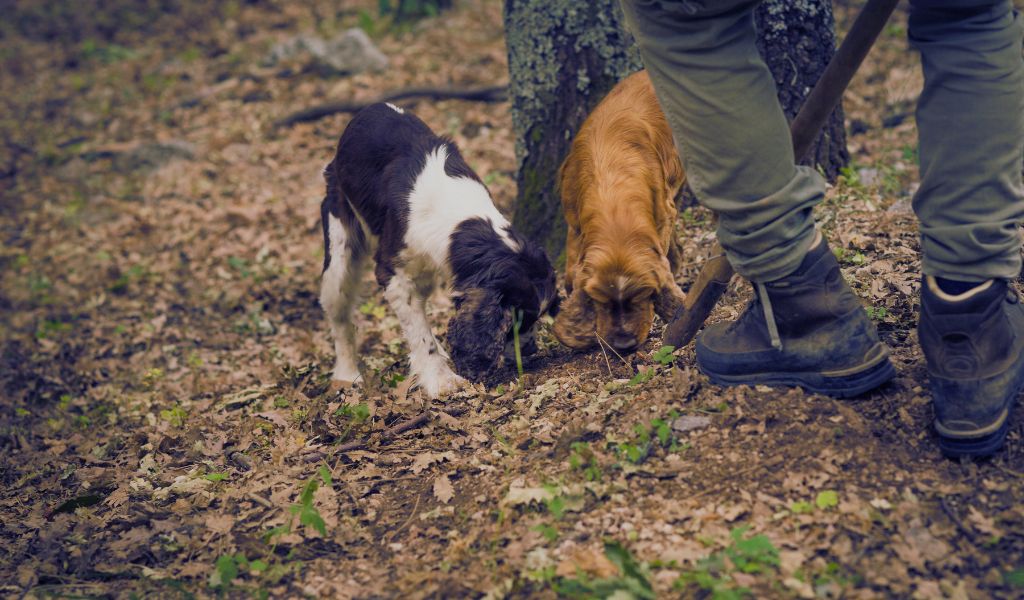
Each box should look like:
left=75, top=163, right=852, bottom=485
left=919, top=276, right=1024, bottom=458
left=696, top=235, right=895, bottom=398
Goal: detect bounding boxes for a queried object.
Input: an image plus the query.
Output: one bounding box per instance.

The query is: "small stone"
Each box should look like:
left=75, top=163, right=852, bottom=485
left=264, top=29, right=387, bottom=76
left=857, top=167, right=881, bottom=187
left=671, top=415, right=711, bottom=433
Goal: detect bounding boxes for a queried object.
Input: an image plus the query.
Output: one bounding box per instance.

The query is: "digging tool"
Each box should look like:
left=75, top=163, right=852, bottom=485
left=663, top=0, right=902, bottom=349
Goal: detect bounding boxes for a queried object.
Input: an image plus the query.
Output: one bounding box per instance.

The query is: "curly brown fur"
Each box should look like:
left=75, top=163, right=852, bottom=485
left=555, top=70, right=687, bottom=353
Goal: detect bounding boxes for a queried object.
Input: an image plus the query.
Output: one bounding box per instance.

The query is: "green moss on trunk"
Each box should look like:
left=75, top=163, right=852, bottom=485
left=503, top=0, right=641, bottom=256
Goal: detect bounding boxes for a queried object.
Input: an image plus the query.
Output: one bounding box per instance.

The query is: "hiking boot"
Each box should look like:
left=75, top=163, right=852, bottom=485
left=919, top=275, right=1024, bottom=458
left=695, top=235, right=895, bottom=398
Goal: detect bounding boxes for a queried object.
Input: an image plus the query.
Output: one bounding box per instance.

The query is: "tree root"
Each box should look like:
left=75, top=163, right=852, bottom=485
left=274, top=85, right=508, bottom=128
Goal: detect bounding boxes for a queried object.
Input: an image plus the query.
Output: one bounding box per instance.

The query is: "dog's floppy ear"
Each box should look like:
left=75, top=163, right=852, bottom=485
left=653, top=257, right=686, bottom=321
left=447, top=289, right=514, bottom=382
left=553, top=287, right=598, bottom=350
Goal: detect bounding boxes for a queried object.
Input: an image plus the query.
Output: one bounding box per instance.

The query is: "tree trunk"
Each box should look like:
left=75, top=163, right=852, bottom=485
left=755, top=0, right=849, bottom=181
left=505, top=0, right=849, bottom=256
left=503, top=0, right=642, bottom=261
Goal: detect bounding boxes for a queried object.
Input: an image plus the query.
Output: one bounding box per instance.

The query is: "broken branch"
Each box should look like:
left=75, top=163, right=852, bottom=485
left=274, top=85, right=508, bottom=128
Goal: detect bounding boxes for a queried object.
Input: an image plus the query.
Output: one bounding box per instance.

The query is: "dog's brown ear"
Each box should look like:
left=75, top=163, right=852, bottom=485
left=447, top=289, right=513, bottom=382
left=653, top=258, right=686, bottom=321
left=654, top=284, right=686, bottom=322
left=553, top=287, right=598, bottom=350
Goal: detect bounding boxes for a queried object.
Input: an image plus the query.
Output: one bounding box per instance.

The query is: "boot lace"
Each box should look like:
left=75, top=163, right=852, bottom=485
left=756, top=282, right=783, bottom=350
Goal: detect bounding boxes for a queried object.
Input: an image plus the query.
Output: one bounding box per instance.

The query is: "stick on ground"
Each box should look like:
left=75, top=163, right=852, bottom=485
left=274, top=85, right=508, bottom=128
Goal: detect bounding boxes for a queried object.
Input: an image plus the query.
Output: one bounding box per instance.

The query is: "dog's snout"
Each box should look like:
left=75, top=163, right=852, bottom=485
left=610, top=332, right=639, bottom=353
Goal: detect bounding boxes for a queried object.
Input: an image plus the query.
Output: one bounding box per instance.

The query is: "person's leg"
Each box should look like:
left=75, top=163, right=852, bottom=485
left=620, top=0, right=894, bottom=397
left=619, top=0, right=820, bottom=282
left=911, top=0, right=1024, bottom=283
left=909, top=0, right=1024, bottom=457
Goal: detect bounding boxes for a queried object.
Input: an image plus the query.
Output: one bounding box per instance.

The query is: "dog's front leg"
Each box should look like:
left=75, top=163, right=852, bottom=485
left=384, top=269, right=465, bottom=398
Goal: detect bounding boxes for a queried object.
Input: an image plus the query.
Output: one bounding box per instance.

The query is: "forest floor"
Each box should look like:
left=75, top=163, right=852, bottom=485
left=2, top=1, right=1023, bottom=598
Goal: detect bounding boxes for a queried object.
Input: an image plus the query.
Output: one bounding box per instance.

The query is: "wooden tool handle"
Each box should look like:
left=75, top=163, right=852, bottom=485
left=791, top=0, right=902, bottom=161
left=664, top=245, right=734, bottom=348
left=665, top=0, right=900, bottom=347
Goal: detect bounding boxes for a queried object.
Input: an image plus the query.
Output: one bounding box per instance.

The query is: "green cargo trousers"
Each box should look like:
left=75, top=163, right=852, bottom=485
left=619, top=0, right=1024, bottom=283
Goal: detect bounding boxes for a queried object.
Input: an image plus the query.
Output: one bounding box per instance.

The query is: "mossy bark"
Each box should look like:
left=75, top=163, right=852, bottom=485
left=505, top=0, right=848, bottom=255
left=755, top=0, right=849, bottom=181
left=503, top=0, right=642, bottom=260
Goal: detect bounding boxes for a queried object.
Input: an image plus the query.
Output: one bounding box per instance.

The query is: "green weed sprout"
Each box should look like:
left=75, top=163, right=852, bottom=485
left=512, top=308, right=524, bottom=378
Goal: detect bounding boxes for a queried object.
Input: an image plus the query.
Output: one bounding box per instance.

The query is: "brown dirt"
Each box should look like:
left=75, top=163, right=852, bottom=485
left=1, top=1, right=1022, bottom=598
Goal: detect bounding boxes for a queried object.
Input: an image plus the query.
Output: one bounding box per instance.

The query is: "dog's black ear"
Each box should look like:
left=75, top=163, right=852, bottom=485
left=447, top=289, right=514, bottom=382
left=546, top=293, right=561, bottom=317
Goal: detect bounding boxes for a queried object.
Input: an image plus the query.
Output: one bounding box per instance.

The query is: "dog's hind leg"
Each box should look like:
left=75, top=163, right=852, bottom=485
left=384, top=268, right=465, bottom=398
left=320, top=175, right=368, bottom=383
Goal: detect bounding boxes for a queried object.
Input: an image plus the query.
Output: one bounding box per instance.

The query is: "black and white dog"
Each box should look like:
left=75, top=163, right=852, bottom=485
left=319, top=102, right=558, bottom=398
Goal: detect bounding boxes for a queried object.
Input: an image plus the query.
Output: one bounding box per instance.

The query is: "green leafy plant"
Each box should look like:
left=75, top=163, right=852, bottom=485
left=553, top=541, right=655, bottom=599
left=80, top=39, right=135, bottom=63
left=381, top=372, right=406, bottom=388
left=160, top=405, right=187, bottom=428
left=568, top=442, right=602, bottom=482
left=533, top=522, right=559, bottom=543
left=675, top=526, right=780, bottom=599
left=652, top=345, right=676, bottom=366
left=865, top=305, right=889, bottom=321
left=210, top=552, right=275, bottom=597
left=628, top=368, right=655, bottom=386
left=629, top=345, right=677, bottom=385
left=611, top=413, right=680, bottom=465
left=358, top=300, right=387, bottom=319
left=35, top=319, right=72, bottom=339
left=1004, top=568, right=1024, bottom=588
left=837, top=165, right=862, bottom=189
left=815, top=490, right=839, bottom=510
left=265, top=468, right=334, bottom=545
left=334, top=402, right=370, bottom=443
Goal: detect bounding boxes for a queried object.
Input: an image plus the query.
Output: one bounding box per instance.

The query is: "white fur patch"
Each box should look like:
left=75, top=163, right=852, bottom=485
left=616, top=276, right=629, bottom=303
left=320, top=215, right=365, bottom=382
left=404, top=145, right=517, bottom=268
left=384, top=270, right=464, bottom=398
left=385, top=102, right=404, bottom=114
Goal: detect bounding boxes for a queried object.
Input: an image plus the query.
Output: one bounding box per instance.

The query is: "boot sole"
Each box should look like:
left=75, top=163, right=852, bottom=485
left=937, top=419, right=1009, bottom=459
left=700, top=352, right=896, bottom=399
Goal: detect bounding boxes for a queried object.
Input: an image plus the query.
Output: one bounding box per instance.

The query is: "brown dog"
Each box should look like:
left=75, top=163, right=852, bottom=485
left=554, top=70, right=686, bottom=354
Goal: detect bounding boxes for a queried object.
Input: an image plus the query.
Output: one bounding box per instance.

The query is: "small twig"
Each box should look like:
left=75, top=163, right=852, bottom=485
left=994, top=463, right=1024, bottom=478
left=594, top=330, right=629, bottom=366
left=388, top=489, right=423, bottom=542
left=274, top=85, right=508, bottom=128
left=595, top=334, right=613, bottom=376
left=335, top=406, right=474, bottom=453
left=939, top=496, right=976, bottom=542
left=247, top=492, right=274, bottom=509
left=383, top=410, right=431, bottom=439
left=336, top=439, right=367, bottom=453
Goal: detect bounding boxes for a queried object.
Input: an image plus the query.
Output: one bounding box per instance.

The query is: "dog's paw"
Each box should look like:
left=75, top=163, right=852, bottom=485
left=417, top=363, right=468, bottom=399
left=332, top=361, right=361, bottom=384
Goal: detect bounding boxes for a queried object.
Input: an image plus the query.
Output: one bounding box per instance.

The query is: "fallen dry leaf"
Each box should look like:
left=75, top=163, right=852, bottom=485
left=433, top=473, right=454, bottom=504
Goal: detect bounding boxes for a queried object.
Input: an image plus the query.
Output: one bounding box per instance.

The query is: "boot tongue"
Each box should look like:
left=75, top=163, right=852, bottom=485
left=924, top=276, right=1005, bottom=316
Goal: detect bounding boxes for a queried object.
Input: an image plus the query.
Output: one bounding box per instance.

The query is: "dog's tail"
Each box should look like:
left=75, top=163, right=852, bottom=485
left=321, top=159, right=368, bottom=273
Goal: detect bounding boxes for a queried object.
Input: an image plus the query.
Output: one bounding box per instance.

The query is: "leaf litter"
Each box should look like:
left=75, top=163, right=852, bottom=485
left=0, top=1, right=1023, bottom=598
